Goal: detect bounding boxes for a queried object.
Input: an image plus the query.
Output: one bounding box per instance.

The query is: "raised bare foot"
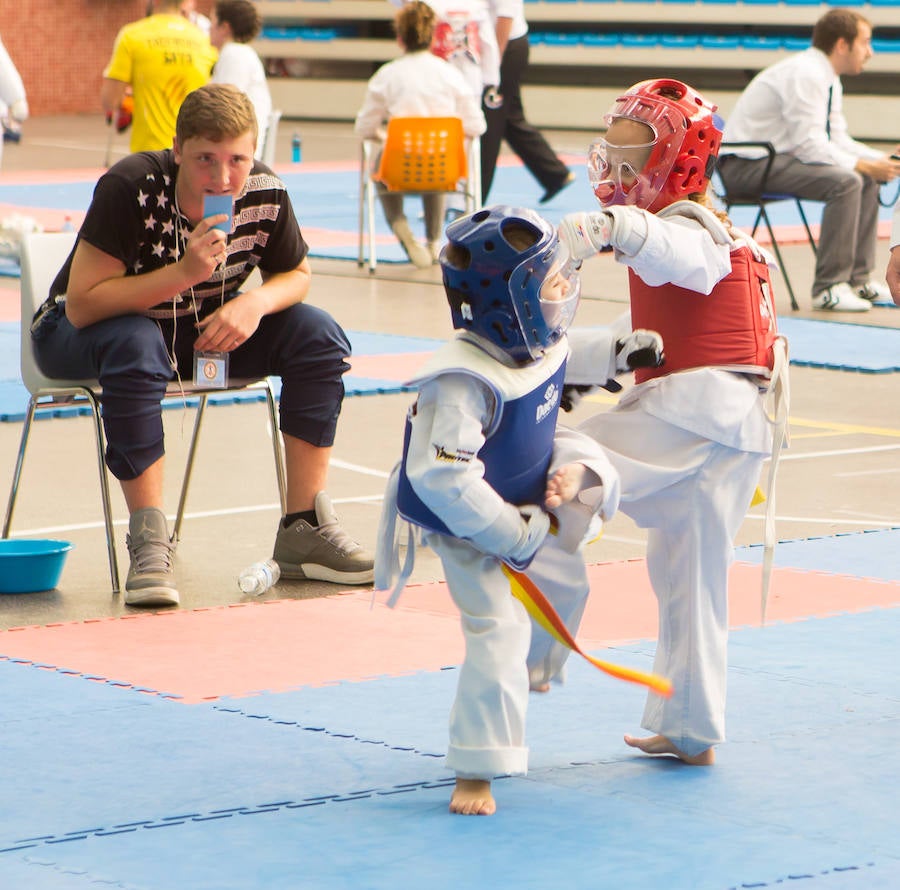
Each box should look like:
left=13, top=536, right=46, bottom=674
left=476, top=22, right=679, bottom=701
left=545, top=463, right=586, bottom=509
left=449, top=779, right=496, bottom=815
left=624, top=734, right=715, bottom=765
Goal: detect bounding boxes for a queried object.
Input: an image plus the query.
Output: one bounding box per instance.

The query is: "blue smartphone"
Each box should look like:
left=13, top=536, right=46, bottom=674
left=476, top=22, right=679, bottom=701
left=202, top=194, right=234, bottom=232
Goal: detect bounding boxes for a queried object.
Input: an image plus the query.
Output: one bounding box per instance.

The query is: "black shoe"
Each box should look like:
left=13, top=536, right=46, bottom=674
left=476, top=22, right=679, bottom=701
left=539, top=171, right=575, bottom=205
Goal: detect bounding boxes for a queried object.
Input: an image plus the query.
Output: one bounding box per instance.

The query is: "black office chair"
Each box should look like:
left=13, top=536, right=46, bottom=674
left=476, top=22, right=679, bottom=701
left=713, top=141, right=819, bottom=311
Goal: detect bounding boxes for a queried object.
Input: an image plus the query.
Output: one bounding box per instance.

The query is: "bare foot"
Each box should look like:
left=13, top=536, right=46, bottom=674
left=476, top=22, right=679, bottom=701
left=449, top=779, right=496, bottom=815
left=624, top=734, right=715, bottom=766
left=530, top=682, right=550, bottom=693
left=545, top=463, right=586, bottom=510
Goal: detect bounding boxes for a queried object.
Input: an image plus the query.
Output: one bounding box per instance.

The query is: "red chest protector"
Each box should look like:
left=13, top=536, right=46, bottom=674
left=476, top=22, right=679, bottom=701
left=629, top=244, right=778, bottom=385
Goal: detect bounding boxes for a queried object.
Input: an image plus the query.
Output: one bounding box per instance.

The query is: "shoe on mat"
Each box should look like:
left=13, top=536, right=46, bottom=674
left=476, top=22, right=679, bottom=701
left=854, top=280, right=891, bottom=302
left=273, top=492, right=375, bottom=585
left=125, top=507, right=179, bottom=607
left=539, top=170, right=575, bottom=205
left=811, top=282, right=872, bottom=313
left=391, top=218, right=432, bottom=269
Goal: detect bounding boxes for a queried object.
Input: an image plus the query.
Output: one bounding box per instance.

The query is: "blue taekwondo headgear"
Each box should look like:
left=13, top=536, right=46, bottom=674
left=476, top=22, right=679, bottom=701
left=440, top=205, right=581, bottom=364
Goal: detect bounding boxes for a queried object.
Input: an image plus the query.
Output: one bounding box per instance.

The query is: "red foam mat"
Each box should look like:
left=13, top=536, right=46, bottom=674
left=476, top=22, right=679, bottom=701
left=0, top=561, right=896, bottom=704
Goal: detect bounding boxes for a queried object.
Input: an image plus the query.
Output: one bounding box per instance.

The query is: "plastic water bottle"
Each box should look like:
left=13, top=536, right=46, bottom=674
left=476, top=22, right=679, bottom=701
left=238, top=558, right=281, bottom=595
left=291, top=132, right=302, bottom=163
left=61, top=215, right=75, bottom=232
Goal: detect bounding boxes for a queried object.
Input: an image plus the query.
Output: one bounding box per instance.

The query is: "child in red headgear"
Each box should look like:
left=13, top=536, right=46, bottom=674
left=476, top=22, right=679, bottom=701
left=554, top=79, right=790, bottom=765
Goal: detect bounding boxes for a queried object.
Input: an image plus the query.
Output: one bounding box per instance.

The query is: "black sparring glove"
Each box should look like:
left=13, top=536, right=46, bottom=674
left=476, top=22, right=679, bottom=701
left=561, top=384, right=596, bottom=412
left=615, top=329, right=664, bottom=372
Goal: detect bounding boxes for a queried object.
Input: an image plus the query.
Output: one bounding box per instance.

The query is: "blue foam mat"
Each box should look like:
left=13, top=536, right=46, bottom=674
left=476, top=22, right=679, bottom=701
left=778, top=317, right=900, bottom=372
left=738, top=527, right=900, bottom=583
left=3, top=313, right=899, bottom=422
left=0, top=608, right=898, bottom=888
left=2, top=163, right=896, bottom=268
left=0, top=256, right=19, bottom=278
left=0, top=328, right=440, bottom=422
left=5, top=770, right=898, bottom=890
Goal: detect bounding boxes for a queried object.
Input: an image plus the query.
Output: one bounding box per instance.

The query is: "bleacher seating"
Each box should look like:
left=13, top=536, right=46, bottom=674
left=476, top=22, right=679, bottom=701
left=253, top=0, right=900, bottom=140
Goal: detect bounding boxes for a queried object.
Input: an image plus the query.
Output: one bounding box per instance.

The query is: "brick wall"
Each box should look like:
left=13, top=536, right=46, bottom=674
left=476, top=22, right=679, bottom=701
left=4, top=0, right=212, bottom=116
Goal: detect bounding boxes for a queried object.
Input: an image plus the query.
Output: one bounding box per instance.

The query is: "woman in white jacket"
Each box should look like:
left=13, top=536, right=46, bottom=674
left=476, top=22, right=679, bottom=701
left=355, top=1, right=486, bottom=268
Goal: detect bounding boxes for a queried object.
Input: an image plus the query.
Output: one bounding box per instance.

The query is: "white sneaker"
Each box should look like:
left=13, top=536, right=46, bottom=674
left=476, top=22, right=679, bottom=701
left=812, top=282, right=872, bottom=313
left=854, top=280, right=891, bottom=302
left=391, top=219, right=432, bottom=269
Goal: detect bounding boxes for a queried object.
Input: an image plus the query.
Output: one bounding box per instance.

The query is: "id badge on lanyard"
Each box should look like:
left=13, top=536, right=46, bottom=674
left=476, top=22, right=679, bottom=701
left=194, top=350, right=229, bottom=388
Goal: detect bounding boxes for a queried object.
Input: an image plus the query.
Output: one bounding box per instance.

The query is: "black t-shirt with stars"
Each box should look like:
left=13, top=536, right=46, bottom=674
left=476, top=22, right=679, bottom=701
left=40, top=150, right=309, bottom=321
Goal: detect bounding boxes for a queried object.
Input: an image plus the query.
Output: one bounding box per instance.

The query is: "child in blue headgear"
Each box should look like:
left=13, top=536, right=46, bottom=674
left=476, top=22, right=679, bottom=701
left=375, top=204, right=663, bottom=815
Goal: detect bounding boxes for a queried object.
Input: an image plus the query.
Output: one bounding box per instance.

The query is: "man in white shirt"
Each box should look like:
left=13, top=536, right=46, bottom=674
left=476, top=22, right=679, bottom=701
left=887, top=204, right=900, bottom=305
left=718, top=8, right=900, bottom=312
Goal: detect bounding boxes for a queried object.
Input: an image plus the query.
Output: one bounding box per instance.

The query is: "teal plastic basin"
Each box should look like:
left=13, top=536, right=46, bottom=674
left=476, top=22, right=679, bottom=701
left=0, top=539, right=73, bottom=593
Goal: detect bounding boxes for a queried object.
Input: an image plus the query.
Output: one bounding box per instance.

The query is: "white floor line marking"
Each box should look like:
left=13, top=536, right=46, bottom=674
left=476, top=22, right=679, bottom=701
left=742, top=515, right=899, bottom=528
left=832, top=508, right=900, bottom=522
left=835, top=466, right=900, bottom=478
left=775, top=443, right=900, bottom=461
left=329, top=458, right=392, bottom=478
left=11, top=495, right=386, bottom=537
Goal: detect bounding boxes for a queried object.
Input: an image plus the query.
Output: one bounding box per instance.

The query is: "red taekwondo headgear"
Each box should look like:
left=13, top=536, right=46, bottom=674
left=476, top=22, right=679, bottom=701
left=588, top=79, right=722, bottom=213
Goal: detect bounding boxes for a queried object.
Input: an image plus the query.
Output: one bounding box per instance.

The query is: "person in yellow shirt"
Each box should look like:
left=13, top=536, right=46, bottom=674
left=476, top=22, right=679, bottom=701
left=101, top=0, right=217, bottom=152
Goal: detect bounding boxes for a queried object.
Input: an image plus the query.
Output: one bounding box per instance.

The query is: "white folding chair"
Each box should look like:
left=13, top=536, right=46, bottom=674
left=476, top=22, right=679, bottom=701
left=2, top=231, right=287, bottom=592
left=357, top=116, right=482, bottom=273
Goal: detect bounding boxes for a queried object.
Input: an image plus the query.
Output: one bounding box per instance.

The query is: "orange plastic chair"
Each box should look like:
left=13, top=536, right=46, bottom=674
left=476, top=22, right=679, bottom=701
left=357, top=116, right=481, bottom=272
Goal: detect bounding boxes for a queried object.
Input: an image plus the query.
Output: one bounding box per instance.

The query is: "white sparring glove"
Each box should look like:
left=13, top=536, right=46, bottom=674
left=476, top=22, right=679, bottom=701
left=501, top=504, right=551, bottom=570
left=466, top=503, right=551, bottom=569
left=615, top=329, right=664, bottom=373
left=558, top=211, right=614, bottom=261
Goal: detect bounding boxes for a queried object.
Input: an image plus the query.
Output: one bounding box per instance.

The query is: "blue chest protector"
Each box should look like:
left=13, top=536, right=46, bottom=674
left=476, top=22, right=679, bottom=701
left=397, top=337, right=568, bottom=537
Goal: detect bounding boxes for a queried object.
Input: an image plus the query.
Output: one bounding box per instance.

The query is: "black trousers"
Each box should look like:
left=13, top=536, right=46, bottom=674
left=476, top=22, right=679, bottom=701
left=479, top=34, right=570, bottom=203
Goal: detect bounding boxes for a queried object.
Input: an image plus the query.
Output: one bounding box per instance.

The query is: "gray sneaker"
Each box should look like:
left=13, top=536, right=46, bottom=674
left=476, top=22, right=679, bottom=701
left=125, top=507, right=180, bottom=607
left=273, top=492, right=374, bottom=585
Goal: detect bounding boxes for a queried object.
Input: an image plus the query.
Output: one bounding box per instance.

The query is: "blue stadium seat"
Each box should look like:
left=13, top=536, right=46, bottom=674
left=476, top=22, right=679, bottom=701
left=660, top=35, right=700, bottom=48
left=581, top=33, right=620, bottom=46
left=261, top=26, right=305, bottom=39
left=700, top=35, right=741, bottom=49
left=741, top=35, right=783, bottom=50
left=541, top=32, right=582, bottom=45
left=620, top=33, right=659, bottom=47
